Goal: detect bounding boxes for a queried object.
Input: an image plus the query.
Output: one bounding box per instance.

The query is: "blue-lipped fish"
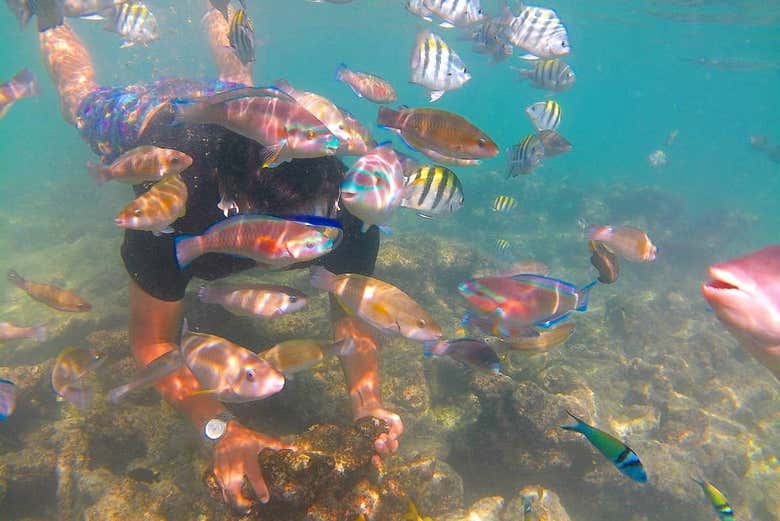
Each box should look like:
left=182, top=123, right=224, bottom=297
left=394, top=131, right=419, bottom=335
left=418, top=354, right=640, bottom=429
left=310, top=266, right=442, bottom=342
left=103, top=0, right=159, bottom=48
left=526, top=100, right=561, bottom=131
left=198, top=283, right=307, bottom=318
left=561, top=411, right=648, bottom=483
left=499, top=3, right=570, bottom=59
left=228, top=7, right=255, bottom=65
left=114, top=173, right=188, bottom=235
left=174, top=214, right=342, bottom=269
left=507, top=134, right=544, bottom=177
left=0, top=378, right=17, bottom=420
left=492, top=195, right=517, bottom=212
left=425, top=337, right=501, bottom=374
left=87, top=146, right=193, bottom=186
left=693, top=478, right=735, bottom=521
left=410, top=30, right=471, bottom=102
left=401, top=165, right=464, bottom=218
left=340, top=143, right=405, bottom=233
left=51, top=347, right=106, bottom=410
left=512, top=58, right=575, bottom=92
left=0, top=321, right=47, bottom=342
left=0, top=69, right=39, bottom=119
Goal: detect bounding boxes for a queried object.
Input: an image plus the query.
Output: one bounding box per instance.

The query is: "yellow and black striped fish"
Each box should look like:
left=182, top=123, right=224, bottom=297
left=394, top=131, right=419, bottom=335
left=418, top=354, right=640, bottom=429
left=513, top=59, right=576, bottom=92
left=401, top=165, right=464, bottom=218
left=105, top=1, right=159, bottom=48
left=526, top=100, right=561, bottom=132
left=495, top=238, right=511, bottom=254
left=499, top=4, right=569, bottom=59
left=492, top=195, right=517, bottom=213
left=507, top=134, right=544, bottom=178
left=693, top=478, right=735, bottom=521
left=410, top=30, right=471, bottom=102
left=229, top=7, right=255, bottom=65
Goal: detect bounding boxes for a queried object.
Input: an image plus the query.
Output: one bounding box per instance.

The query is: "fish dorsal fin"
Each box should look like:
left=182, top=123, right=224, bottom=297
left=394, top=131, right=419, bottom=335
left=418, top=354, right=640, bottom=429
left=195, top=86, right=295, bottom=106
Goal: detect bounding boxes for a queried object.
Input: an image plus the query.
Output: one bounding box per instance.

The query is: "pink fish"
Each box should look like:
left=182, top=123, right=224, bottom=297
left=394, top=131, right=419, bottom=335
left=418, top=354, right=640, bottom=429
left=0, top=321, right=47, bottom=342
left=701, top=245, right=780, bottom=380
left=336, top=64, right=397, bottom=104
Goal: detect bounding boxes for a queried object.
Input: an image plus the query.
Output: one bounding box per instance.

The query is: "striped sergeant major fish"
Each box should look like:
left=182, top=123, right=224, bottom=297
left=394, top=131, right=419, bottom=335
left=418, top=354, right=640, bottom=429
left=495, top=238, right=511, bottom=254
left=507, top=133, right=543, bottom=178
left=401, top=165, right=464, bottom=218
left=468, top=16, right=513, bottom=63
left=513, top=58, right=575, bottom=92
left=561, top=411, right=648, bottom=483
left=229, top=7, right=255, bottom=65
left=525, top=100, right=561, bottom=132
left=415, top=0, right=484, bottom=29
left=499, top=2, right=570, bottom=59
left=104, top=0, right=159, bottom=48
left=492, top=194, right=517, bottom=213
left=410, top=30, right=471, bottom=102
left=692, top=478, right=735, bottom=521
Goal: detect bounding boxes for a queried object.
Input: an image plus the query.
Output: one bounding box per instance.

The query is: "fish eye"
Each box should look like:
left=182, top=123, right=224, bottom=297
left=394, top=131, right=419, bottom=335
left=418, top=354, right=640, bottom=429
left=289, top=295, right=298, bottom=303
left=478, top=138, right=486, bottom=147
left=306, top=129, right=316, bottom=140
left=133, top=208, right=142, bottom=216
left=304, top=241, right=314, bottom=249
left=417, top=319, right=427, bottom=328
left=171, top=157, right=180, bottom=163
left=561, top=41, right=567, bottom=48
left=246, top=368, right=255, bottom=381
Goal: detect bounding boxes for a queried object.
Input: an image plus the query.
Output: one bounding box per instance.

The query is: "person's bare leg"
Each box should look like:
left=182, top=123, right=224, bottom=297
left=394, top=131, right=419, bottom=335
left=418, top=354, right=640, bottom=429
left=202, top=3, right=253, bottom=86
left=38, top=23, right=97, bottom=125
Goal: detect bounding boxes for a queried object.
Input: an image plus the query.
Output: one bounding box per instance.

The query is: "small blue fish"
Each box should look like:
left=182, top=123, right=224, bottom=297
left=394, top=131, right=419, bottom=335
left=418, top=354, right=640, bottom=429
left=693, top=478, right=735, bottom=521
left=0, top=378, right=17, bottom=420
left=561, top=410, right=648, bottom=483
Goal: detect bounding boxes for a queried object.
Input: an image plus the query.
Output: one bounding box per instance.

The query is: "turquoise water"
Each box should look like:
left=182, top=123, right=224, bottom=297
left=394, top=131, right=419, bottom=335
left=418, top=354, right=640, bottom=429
left=1, top=1, right=778, bottom=520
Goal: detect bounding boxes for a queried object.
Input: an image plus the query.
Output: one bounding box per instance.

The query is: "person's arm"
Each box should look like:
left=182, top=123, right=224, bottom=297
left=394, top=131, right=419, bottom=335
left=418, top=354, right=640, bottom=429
left=202, top=2, right=254, bottom=86
left=129, top=280, right=291, bottom=513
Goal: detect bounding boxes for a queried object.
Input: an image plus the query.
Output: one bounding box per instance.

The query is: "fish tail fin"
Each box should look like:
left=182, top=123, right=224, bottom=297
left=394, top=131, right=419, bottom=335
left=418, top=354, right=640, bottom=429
left=377, top=106, right=401, bottom=130
left=174, top=235, right=200, bottom=269
left=34, top=325, right=47, bottom=342
left=575, top=280, right=598, bottom=312
left=335, top=63, right=349, bottom=81
left=560, top=410, right=588, bottom=433
left=309, top=266, right=336, bottom=291
left=87, top=161, right=111, bottom=186
left=12, top=69, right=39, bottom=98
left=7, top=269, right=25, bottom=288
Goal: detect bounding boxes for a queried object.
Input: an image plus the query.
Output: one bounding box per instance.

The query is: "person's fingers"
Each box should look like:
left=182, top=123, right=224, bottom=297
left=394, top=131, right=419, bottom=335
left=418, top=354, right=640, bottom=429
left=244, top=459, right=271, bottom=504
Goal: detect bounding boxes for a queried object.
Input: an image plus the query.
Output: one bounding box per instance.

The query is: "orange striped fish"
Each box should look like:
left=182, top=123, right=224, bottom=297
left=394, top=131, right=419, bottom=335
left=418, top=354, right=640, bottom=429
left=7, top=270, right=91, bottom=312
left=114, top=173, right=188, bottom=235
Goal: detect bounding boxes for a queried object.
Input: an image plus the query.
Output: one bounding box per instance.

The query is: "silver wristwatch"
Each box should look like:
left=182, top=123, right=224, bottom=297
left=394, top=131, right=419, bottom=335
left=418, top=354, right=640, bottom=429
left=203, top=411, right=235, bottom=445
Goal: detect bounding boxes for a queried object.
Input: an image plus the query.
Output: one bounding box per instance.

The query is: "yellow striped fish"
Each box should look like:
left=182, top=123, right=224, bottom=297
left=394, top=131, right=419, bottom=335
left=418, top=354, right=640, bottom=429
left=401, top=165, right=464, bottom=218
left=513, top=58, right=576, bottom=92
left=229, top=7, right=255, bottom=65
left=492, top=195, right=517, bottom=212
left=105, top=1, right=158, bottom=48
left=693, top=478, right=735, bottom=521
left=495, top=238, right=510, bottom=254
left=507, top=134, right=544, bottom=178
left=526, top=100, right=561, bottom=131
left=499, top=3, right=569, bottom=59
left=114, top=174, right=188, bottom=235
left=410, top=30, right=471, bottom=102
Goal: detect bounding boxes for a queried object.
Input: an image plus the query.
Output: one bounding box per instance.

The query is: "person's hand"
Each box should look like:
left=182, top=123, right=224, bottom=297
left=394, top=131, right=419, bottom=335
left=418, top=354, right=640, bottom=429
left=212, top=421, right=294, bottom=513
left=354, top=404, right=404, bottom=455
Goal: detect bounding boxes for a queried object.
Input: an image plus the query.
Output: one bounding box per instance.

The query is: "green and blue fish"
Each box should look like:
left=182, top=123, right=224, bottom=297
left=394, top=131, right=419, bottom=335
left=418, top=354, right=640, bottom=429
left=561, top=411, right=648, bottom=483
left=693, top=478, right=735, bottom=521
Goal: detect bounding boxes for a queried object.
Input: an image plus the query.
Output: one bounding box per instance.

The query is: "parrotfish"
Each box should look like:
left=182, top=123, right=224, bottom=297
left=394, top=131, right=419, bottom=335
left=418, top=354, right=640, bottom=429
left=589, top=240, right=619, bottom=284
left=274, top=79, right=374, bottom=156
left=340, top=143, right=405, bottom=233
left=51, top=347, right=106, bottom=410
left=588, top=225, right=657, bottom=262
left=561, top=411, right=648, bottom=483
left=87, top=145, right=192, bottom=186
left=458, top=273, right=596, bottom=328
left=377, top=106, right=498, bottom=164
left=336, top=64, right=397, bottom=104
left=692, top=478, right=735, bottom=521
left=310, top=266, right=442, bottom=342
left=410, top=30, right=471, bottom=102
left=171, top=87, right=340, bottom=167
left=0, top=378, right=17, bottom=420
left=197, top=283, right=307, bottom=318
left=425, top=337, right=501, bottom=374
left=0, top=321, right=47, bottom=342
left=114, top=173, right=188, bottom=235
left=485, top=322, right=575, bottom=353
left=461, top=311, right=539, bottom=339
left=260, top=338, right=352, bottom=376
left=108, top=349, right=183, bottom=403
left=0, top=69, right=39, bottom=119
left=175, top=214, right=342, bottom=269
left=701, top=245, right=780, bottom=380
left=7, top=270, right=92, bottom=312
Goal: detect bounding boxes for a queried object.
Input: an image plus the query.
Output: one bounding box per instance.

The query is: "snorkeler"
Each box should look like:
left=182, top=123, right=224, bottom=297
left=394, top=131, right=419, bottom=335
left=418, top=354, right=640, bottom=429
left=28, top=4, right=403, bottom=513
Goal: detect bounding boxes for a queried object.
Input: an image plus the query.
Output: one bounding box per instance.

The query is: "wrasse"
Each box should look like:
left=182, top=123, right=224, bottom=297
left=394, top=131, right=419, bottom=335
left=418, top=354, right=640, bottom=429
left=458, top=273, right=596, bottom=328
left=0, top=69, right=39, bottom=119
left=114, top=173, right=188, bottom=235
left=588, top=225, right=657, bottom=262
left=401, top=165, right=464, bottom=219
left=336, top=64, right=397, bottom=104
left=7, top=270, right=91, bottom=312
left=51, top=347, right=106, bottom=409
left=172, top=87, right=340, bottom=167
left=340, top=143, right=405, bottom=233
left=561, top=411, right=648, bottom=483
left=175, top=214, right=342, bottom=270
left=198, top=283, right=307, bottom=318
left=275, top=80, right=374, bottom=156
left=310, top=267, right=442, bottom=342
left=87, top=145, right=192, bottom=186
left=0, top=379, right=17, bottom=420
left=410, top=30, right=471, bottom=102
left=425, top=337, right=500, bottom=374
left=692, top=478, right=735, bottom=521
left=485, top=322, right=575, bottom=353
left=378, top=106, right=497, bottom=163
left=0, top=321, right=47, bottom=342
